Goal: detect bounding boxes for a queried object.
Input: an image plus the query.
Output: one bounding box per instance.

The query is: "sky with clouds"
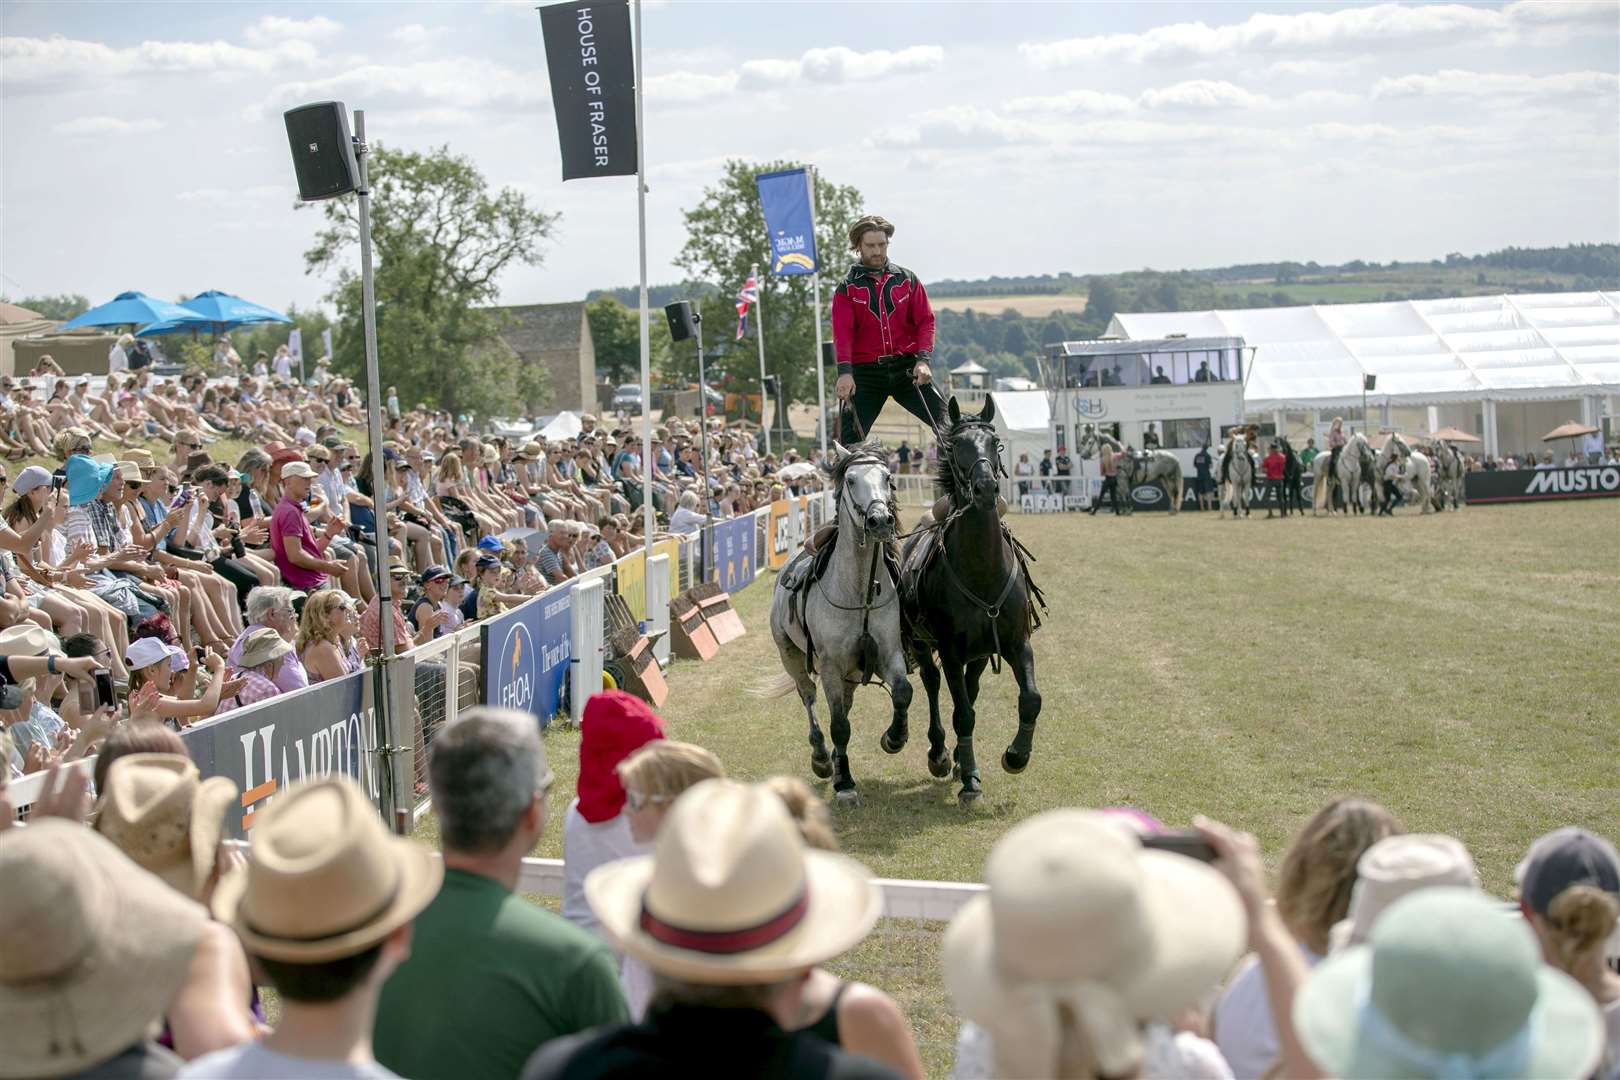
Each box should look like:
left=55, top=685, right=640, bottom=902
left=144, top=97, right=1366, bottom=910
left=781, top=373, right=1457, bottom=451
left=3, top=1, right=1616, bottom=314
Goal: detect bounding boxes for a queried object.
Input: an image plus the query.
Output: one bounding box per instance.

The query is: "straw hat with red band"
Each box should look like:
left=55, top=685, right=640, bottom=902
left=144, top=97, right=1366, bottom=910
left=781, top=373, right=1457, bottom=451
left=585, top=778, right=881, bottom=984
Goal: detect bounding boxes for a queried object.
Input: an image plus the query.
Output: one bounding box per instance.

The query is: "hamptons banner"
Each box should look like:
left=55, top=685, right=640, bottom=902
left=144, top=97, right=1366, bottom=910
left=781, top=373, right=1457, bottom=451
left=180, top=671, right=372, bottom=839
left=756, top=168, right=818, bottom=275
left=538, top=0, right=637, bottom=180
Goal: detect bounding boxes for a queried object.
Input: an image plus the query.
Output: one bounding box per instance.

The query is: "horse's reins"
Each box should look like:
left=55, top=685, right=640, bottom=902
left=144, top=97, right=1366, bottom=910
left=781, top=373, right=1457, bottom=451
left=815, top=451, right=896, bottom=686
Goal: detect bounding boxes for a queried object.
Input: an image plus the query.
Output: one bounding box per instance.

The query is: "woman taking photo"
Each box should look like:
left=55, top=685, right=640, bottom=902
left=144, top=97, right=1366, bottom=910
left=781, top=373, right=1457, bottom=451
left=126, top=637, right=234, bottom=731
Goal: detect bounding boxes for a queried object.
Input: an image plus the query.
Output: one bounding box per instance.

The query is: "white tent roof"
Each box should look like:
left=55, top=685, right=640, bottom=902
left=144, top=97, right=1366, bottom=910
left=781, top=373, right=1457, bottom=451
left=1107, top=292, right=1620, bottom=410
left=989, top=390, right=1050, bottom=432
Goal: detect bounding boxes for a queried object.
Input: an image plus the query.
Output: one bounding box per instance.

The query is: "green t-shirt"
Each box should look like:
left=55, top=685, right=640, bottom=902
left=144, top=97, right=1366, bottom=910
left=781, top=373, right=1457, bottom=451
left=1300, top=446, right=1319, bottom=466
left=374, top=868, right=628, bottom=1080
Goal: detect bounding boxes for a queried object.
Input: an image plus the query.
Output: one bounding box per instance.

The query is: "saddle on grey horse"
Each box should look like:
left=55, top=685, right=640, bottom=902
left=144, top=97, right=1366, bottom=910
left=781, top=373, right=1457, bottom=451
left=781, top=528, right=904, bottom=676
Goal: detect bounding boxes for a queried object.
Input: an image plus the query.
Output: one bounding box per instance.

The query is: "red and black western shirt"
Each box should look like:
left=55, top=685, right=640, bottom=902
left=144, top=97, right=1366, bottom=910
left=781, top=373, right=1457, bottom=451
left=830, top=262, right=935, bottom=375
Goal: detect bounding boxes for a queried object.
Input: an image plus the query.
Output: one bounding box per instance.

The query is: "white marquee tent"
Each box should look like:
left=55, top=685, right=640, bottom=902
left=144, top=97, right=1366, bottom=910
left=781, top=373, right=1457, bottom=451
left=1107, top=292, right=1619, bottom=457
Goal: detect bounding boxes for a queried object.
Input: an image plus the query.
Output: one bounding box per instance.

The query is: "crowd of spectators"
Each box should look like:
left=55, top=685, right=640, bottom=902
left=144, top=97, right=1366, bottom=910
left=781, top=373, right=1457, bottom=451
left=2, top=692, right=1615, bottom=1080
left=0, top=356, right=825, bottom=781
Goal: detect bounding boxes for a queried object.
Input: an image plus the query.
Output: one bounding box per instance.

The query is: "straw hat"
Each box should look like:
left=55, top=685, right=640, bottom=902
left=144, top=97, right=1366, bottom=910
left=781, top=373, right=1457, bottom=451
left=585, top=778, right=881, bottom=984
left=0, top=820, right=207, bottom=1078
left=0, top=623, right=61, bottom=657
left=1295, top=888, right=1603, bottom=1079
left=122, top=447, right=156, bottom=468
left=943, top=810, right=1245, bottom=1078
left=1328, top=834, right=1479, bottom=953
left=238, top=627, right=293, bottom=669
left=211, top=776, right=441, bottom=963
left=95, top=753, right=239, bottom=900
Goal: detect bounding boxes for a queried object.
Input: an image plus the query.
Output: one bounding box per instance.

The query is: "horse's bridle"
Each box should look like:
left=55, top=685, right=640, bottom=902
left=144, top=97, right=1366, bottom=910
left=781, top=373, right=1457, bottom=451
left=836, top=452, right=897, bottom=549
left=943, top=420, right=1006, bottom=505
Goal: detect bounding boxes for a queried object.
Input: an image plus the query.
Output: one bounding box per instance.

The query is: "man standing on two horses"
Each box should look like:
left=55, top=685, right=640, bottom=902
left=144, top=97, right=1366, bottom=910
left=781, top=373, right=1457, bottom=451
left=831, top=215, right=948, bottom=444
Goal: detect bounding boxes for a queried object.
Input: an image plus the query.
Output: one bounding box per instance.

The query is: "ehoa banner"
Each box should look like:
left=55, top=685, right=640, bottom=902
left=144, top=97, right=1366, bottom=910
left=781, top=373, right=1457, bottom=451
left=1465, top=465, right=1620, bottom=504
left=539, top=0, right=636, bottom=181
left=756, top=168, right=818, bottom=275
left=481, top=585, right=574, bottom=728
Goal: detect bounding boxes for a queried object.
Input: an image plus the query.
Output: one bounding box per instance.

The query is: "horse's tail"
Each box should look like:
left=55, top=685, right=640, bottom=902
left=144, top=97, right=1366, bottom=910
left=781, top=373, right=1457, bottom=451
left=751, top=672, right=799, bottom=699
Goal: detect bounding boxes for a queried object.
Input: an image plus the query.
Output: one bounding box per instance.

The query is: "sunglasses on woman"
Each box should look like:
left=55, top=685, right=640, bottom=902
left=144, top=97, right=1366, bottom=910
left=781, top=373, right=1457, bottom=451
left=623, top=788, right=671, bottom=813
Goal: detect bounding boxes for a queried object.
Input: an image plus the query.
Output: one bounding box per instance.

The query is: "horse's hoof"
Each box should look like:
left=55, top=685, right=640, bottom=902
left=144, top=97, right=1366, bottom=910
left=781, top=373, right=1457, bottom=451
left=834, top=787, right=861, bottom=806
left=928, top=752, right=952, bottom=779
left=879, top=731, right=907, bottom=755
left=1002, top=749, right=1029, bottom=774
left=958, top=788, right=982, bottom=807
left=810, top=754, right=833, bottom=780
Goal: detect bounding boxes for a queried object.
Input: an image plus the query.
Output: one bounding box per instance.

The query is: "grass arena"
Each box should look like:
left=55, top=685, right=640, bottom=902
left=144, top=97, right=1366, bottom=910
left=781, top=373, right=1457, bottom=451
left=415, top=497, right=1619, bottom=1072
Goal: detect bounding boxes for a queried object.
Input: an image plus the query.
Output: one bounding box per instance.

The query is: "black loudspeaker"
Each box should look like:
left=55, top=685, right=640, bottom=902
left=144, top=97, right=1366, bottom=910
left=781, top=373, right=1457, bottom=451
left=665, top=301, right=697, bottom=343
left=822, top=342, right=836, bottom=366
left=284, top=102, right=358, bottom=202
left=1364, top=374, right=1378, bottom=392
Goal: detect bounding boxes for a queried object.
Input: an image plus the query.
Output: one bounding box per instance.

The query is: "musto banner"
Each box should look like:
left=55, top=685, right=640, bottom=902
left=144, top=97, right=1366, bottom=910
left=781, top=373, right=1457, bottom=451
left=755, top=168, right=819, bottom=275
left=707, top=515, right=757, bottom=593
left=482, top=585, right=574, bottom=728
left=538, top=0, right=636, bottom=181
left=1465, top=465, right=1620, bottom=504
left=180, top=671, right=373, bottom=839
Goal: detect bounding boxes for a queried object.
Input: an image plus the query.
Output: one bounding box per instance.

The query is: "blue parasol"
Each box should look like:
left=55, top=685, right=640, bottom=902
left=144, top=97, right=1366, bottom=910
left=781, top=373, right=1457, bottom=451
left=57, top=291, right=209, bottom=331
left=137, top=290, right=293, bottom=337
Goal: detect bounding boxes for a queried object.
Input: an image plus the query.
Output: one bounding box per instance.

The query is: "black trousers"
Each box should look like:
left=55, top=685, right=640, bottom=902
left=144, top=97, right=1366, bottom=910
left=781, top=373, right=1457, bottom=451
left=210, top=556, right=261, bottom=610
left=1264, top=478, right=1286, bottom=513
left=1092, top=475, right=1121, bottom=514
left=838, top=356, right=948, bottom=444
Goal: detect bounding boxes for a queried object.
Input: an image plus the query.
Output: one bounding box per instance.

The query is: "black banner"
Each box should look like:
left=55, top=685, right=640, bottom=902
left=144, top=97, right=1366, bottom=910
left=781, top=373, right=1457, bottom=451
left=1464, top=465, right=1620, bottom=504
left=539, top=1, right=637, bottom=180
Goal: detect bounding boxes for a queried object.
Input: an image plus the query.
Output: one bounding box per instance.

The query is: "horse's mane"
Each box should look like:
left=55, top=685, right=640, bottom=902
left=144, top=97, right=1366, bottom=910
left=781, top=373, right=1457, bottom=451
left=827, top=438, right=888, bottom=488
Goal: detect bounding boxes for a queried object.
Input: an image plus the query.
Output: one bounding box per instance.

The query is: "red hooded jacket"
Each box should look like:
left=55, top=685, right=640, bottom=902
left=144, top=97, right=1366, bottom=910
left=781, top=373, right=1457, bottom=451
left=576, top=690, right=665, bottom=822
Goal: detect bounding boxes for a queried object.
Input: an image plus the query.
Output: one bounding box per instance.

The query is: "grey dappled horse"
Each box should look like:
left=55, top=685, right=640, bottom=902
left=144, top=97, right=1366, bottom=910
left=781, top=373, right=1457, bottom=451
left=767, top=442, right=910, bottom=803
left=1315, top=432, right=1379, bottom=515
left=1428, top=441, right=1467, bottom=510
left=1218, top=433, right=1255, bottom=517
left=1376, top=432, right=1433, bottom=514
left=1078, top=427, right=1185, bottom=514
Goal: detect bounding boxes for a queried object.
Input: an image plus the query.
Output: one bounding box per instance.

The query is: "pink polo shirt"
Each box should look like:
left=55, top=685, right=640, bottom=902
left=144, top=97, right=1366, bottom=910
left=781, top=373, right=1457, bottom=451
left=270, top=497, right=327, bottom=591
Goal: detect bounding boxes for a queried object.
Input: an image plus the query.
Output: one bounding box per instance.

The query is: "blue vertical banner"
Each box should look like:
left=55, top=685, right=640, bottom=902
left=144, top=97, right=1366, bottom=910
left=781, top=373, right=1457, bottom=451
left=756, top=168, right=818, bottom=275
left=481, top=585, right=575, bottom=729
left=707, top=517, right=757, bottom=593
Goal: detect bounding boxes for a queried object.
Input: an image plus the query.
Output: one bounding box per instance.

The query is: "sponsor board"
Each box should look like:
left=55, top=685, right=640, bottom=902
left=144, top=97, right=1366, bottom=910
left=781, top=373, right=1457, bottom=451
left=1465, top=465, right=1620, bottom=504
left=481, top=584, right=574, bottom=728
left=706, top=515, right=757, bottom=592
left=180, top=671, right=374, bottom=838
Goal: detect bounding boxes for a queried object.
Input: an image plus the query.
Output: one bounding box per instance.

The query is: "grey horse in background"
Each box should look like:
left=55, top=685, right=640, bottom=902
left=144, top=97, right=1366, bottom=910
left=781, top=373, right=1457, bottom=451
left=1315, top=432, right=1379, bottom=515
left=1075, top=427, right=1185, bottom=514
left=765, top=441, right=911, bottom=803
left=1217, top=433, right=1254, bottom=517
left=1377, top=432, right=1433, bottom=514
left=1428, top=440, right=1467, bottom=510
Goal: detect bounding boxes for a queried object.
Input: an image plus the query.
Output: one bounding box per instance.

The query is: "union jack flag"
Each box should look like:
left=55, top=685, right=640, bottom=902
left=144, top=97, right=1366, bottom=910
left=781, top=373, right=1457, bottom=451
left=735, top=271, right=759, bottom=340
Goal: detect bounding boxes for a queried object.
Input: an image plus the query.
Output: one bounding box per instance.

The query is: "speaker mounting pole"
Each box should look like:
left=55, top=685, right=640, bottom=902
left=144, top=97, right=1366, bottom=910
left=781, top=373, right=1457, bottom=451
left=693, top=310, right=711, bottom=531
left=354, top=110, right=400, bottom=825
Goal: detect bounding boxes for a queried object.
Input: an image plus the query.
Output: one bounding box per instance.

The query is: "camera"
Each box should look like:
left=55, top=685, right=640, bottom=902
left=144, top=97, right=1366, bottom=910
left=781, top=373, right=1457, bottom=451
left=0, top=683, right=21, bottom=711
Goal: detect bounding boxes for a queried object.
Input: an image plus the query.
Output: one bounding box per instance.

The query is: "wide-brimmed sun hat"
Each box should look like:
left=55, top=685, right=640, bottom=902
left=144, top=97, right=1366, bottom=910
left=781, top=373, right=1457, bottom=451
left=1295, top=887, right=1603, bottom=1079
left=238, top=626, right=293, bottom=669
left=0, top=623, right=61, bottom=658
left=0, top=820, right=207, bottom=1079
left=585, top=778, right=881, bottom=985
left=95, top=753, right=239, bottom=900
left=211, top=776, right=441, bottom=963
left=943, top=810, right=1245, bottom=1078
left=1328, top=833, right=1479, bottom=953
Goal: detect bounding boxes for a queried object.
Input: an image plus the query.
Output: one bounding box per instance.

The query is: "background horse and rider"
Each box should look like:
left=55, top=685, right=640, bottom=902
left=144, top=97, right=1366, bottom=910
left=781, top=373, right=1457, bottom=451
left=1076, top=426, right=1186, bottom=514
left=1313, top=430, right=1379, bottom=515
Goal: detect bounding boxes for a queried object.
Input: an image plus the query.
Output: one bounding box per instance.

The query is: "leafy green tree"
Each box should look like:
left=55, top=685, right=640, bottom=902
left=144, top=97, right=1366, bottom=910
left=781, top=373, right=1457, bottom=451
left=1001, top=320, right=1029, bottom=357
left=302, top=145, right=558, bottom=416
left=587, top=295, right=673, bottom=386
left=1081, top=278, right=1119, bottom=329
left=7, top=293, right=89, bottom=321
left=673, top=160, right=864, bottom=427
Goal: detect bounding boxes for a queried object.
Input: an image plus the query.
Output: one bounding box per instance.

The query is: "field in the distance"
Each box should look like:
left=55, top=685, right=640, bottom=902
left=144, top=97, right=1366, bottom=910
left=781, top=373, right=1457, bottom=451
left=932, top=293, right=1088, bottom=317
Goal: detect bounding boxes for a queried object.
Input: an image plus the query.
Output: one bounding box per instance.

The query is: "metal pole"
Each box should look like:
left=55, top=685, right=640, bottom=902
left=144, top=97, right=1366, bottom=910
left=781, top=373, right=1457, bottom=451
left=752, top=263, right=770, bottom=456
left=633, top=0, right=654, bottom=619
left=353, top=109, right=398, bottom=824
left=806, top=164, right=827, bottom=459
left=696, top=313, right=711, bottom=528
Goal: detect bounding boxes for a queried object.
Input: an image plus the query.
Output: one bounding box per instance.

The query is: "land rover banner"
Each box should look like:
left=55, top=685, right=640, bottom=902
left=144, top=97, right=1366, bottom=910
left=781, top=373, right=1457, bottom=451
left=539, top=0, right=637, bottom=180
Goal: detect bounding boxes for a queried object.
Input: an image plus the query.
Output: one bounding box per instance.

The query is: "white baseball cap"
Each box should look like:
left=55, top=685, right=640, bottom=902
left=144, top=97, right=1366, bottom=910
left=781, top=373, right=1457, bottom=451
left=11, top=465, right=53, bottom=497
left=126, top=637, right=187, bottom=673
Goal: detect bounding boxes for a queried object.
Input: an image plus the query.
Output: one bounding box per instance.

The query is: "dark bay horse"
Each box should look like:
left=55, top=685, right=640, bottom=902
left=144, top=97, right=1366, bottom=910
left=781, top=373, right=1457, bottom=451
left=899, top=396, right=1045, bottom=805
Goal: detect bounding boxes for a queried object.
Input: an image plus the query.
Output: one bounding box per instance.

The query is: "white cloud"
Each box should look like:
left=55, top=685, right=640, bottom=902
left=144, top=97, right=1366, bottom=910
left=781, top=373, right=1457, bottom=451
left=1374, top=69, right=1620, bottom=101
left=877, top=106, right=1053, bottom=149
left=242, top=15, right=342, bottom=47
left=1006, top=89, right=1135, bottom=116
left=52, top=115, right=165, bottom=136
left=1019, top=1, right=1615, bottom=68
left=389, top=24, right=434, bottom=49
left=256, top=60, right=547, bottom=120
left=652, top=44, right=945, bottom=103
left=176, top=185, right=291, bottom=208
left=0, top=34, right=318, bottom=91
left=1140, top=80, right=1272, bottom=111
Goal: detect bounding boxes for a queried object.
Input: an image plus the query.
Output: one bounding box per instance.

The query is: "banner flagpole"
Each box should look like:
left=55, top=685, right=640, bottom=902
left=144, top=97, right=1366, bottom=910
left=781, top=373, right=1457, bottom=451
left=633, top=0, right=655, bottom=619
left=806, top=164, right=827, bottom=459
left=752, top=264, right=770, bottom=456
